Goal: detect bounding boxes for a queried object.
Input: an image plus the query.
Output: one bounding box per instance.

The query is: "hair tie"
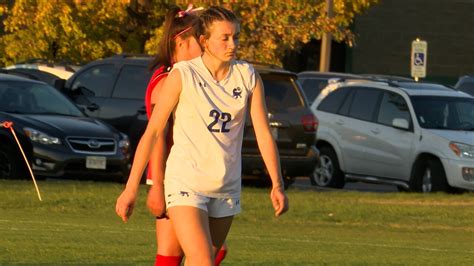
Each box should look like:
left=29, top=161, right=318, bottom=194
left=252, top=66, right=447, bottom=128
left=171, top=26, right=192, bottom=40
left=176, top=3, right=204, bottom=18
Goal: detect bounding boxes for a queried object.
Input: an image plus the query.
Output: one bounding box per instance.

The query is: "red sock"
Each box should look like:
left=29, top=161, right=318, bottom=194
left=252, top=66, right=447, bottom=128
left=155, top=255, right=183, bottom=266
left=214, top=247, right=227, bottom=266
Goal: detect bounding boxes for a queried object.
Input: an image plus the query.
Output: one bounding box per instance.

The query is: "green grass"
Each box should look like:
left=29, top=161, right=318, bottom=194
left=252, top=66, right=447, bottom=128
left=0, top=179, right=473, bottom=265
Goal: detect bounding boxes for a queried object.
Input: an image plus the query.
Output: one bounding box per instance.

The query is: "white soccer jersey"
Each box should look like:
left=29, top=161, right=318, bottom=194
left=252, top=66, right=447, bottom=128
left=165, top=57, right=256, bottom=198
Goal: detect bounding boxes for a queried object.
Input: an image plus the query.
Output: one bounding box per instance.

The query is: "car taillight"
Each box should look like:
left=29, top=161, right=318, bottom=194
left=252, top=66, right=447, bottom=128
left=301, top=114, right=318, bottom=132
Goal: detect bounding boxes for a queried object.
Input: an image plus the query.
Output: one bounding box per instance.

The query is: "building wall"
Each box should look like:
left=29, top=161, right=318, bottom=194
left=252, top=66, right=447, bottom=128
left=350, top=0, right=474, bottom=84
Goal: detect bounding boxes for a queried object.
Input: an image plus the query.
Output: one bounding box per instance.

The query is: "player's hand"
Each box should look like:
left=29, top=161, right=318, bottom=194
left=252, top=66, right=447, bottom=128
left=146, top=183, right=167, bottom=218
left=270, top=185, right=289, bottom=217
left=115, top=188, right=137, bottom=223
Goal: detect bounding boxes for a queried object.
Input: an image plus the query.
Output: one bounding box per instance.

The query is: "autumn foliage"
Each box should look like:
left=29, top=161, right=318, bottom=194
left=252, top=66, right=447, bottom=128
left=0, top=0, right=378, bottom=67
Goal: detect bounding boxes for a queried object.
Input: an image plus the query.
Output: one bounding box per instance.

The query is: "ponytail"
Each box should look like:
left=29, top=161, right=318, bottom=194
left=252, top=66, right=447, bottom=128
left=149, top=6, right=200, bottom=71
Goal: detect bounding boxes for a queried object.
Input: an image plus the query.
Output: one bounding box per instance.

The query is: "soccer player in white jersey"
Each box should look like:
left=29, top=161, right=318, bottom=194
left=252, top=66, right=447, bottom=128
left=116, top=6, right=289, bottom=265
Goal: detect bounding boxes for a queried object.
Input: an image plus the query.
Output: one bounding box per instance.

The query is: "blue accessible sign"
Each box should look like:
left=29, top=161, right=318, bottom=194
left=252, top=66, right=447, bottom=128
left=411, top=39, right=428, bottom=79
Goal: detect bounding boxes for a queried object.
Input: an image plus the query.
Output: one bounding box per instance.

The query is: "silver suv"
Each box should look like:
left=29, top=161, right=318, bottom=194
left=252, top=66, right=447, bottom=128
left=311, top=79, right=474, bottom=192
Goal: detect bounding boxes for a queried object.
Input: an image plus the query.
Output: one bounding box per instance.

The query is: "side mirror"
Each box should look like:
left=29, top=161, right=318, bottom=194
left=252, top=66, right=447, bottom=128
left=54, top=78, right=66, bottom=91
left=392, top=118, right=409, bottom=130
left=70, top=86, right=95, bottom=97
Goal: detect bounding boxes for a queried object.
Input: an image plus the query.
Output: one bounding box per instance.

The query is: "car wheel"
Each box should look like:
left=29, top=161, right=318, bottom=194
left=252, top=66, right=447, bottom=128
left=412, top=158, right=449, bottom=193
left=311, top=146, right=345, bottom=188
left=0, top=145, right=24, bottom=179
left=283, top=176, right=295, bottom=190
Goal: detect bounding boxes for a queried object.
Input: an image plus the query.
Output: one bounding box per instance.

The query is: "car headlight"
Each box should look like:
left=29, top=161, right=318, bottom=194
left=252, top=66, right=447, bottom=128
left=119, top=133, right=130, bottom=154
left=24, top=127, right=61, bottom=145
left=449, top=142, right=474, bottom=159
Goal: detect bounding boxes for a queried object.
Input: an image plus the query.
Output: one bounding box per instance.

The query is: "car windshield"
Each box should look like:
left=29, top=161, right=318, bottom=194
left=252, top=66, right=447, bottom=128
left=411, top=96, right=474, bottom=130
left=0, top=81, right=83, bottom=116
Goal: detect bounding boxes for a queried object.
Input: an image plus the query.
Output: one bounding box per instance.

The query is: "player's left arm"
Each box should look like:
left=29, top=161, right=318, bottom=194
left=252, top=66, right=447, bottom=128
left=248, top=72, right=289, bottom=217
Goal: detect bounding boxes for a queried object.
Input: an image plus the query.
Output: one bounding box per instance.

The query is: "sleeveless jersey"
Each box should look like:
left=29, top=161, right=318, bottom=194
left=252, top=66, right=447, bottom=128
left=165, top=57, right=256, bottom=198
left=144, top=65, right=174, bottom=185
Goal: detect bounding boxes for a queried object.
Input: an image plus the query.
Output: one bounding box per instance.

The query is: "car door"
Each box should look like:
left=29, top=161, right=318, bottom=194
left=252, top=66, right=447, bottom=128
left=364, top=91, right=415, bottom=179
left=68, top=64, right=118, bottom=118
left=342, top=87, right=383, bottom=175
left=100, top=64, right=152, bottom=150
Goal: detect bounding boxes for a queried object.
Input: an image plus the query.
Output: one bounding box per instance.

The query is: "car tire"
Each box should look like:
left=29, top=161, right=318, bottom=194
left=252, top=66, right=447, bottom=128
left=311, top=146, right=345, bottom=188
left=283, top=176, right=295, bottom=190
left=411, top=158, right=449, bottom=193
left=0, top=145, right=25, bottom=179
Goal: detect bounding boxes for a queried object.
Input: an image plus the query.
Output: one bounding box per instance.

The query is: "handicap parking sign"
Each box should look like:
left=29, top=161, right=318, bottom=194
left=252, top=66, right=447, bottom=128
left=414, top=52, right=425, bottom=66
left=411, top=39, right=428, bottom=78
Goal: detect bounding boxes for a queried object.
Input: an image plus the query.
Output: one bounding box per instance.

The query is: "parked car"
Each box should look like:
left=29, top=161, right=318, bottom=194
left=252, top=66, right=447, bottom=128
left=243, top=64, right=319, bottom=187
left=0, top=68, right=63, bottom=87
left=58, top=55, right=319, bottom=187
left=60, top=54, right=153, bottom=156
left=297, top=71, right=361, bottom=104
left=0, top=74, right=130, bottom=181
left=360, top=74, right=414, bottom=82
left=311, top=79, right=474, bottom=192
left=454, top=75, right=474, bottom=96
left=2, top=61, right=79, bottom=88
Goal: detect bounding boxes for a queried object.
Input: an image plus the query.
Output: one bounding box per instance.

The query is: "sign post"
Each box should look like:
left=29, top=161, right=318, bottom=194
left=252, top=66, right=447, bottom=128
left=411, top=39, right=428, bottom=81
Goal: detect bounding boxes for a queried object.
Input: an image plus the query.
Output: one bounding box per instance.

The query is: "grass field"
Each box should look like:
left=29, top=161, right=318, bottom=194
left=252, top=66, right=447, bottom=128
left=0, top=179, right=473, bottom=265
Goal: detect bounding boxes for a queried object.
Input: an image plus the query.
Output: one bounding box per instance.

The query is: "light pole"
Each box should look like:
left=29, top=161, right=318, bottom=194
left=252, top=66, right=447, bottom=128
left=319, top=0, right=333, bottom=72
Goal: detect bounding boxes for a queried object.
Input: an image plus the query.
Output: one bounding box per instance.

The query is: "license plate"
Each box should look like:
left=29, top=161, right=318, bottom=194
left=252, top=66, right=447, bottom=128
left=86, top=156, right=106, bottom=170
left=271, top=127, right=278, bottom=139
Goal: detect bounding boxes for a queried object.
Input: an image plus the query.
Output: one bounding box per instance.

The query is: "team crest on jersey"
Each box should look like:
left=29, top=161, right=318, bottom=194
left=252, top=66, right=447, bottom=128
left=232, top=87, right=242, bottom=99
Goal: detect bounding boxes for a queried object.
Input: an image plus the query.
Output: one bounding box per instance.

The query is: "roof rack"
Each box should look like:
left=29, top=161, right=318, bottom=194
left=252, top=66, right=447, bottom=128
left=329, top=77, right=401, bottom=88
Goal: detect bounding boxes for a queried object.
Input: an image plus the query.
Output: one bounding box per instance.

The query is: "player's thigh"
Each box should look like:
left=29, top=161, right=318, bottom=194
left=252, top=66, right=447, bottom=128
left=156, top=218, right=183, bottom=256
left=168, top=206, right=213, bottom=259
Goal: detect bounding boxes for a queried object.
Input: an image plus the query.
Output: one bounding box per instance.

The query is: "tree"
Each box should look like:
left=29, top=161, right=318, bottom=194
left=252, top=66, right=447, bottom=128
left=229, top=0, right=379, bottom=66
left=0, top=0, right=169, bottom=66
left=0, top=0, right=378, bottom=67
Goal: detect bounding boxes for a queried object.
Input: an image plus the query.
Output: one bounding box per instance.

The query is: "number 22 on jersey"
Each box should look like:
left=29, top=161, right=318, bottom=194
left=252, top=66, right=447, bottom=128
left=207, top=109, right=232, bottom=133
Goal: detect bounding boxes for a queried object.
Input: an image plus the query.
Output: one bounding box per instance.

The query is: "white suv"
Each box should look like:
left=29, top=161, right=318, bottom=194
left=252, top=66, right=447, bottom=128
left=311, top=79, right=474, bottom=192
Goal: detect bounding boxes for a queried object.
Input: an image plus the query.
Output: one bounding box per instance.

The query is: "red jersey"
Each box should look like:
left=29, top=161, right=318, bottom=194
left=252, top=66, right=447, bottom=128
left=145, top=65, right=174, bottom=185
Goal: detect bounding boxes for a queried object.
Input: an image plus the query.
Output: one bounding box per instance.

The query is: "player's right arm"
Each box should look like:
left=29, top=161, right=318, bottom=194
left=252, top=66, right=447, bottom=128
left=115, top=70, right=182, bottom=222
left=146, top=78, right=169, bottom=218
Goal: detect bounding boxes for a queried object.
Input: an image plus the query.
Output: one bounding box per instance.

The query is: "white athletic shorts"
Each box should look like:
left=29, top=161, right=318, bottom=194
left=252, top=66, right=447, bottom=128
left=164, top=180, right=241, bottom=218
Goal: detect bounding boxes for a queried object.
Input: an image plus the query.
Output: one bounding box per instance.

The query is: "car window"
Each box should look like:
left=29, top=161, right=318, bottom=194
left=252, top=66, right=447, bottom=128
left=377, top=91, right=411, bottom=127
left=262, top=74, right=304, bottom=111
left=457, top=81, right=474, bottom=96
left=411, top=96, right=474, bottom=130
left=338, top=89, right=354, bottom=116
left=348, top=87, right=382, bottom=121
left=457, top=102, right=474, bottom=126
left=112, top=65, right=151, bottom=99
left=71, top=64, right=117, bottom=97
left=301, top=78, right=328, bottom=103
left=0, top=81, right=83, bottom=116
left=317, top=86, right=350, bottom=114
